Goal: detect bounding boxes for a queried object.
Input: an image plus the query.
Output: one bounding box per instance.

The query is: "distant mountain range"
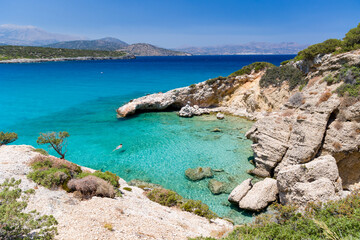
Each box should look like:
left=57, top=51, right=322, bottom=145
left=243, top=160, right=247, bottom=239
left=118, top=43, right=191, bottom=56
left=175, top=42, right=308, bottom=55
left=46, top=37, right=128, bottom=51
left=0, top=24, right=86, bottom=46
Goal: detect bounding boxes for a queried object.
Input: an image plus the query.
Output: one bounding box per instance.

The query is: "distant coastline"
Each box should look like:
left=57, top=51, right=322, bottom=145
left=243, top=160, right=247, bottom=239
left=0, top=55, right=135, bottom=63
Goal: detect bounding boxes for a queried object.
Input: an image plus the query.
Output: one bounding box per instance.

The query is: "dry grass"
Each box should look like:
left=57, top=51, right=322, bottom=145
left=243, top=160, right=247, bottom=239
left=297, top=115, right=307, bottom=121
left=282, top=109, right=294, bottom=117
left=309, top=91, right=318, bottom=95
left=210, top=228, right=228, bottom=238
left=334, top=121, right=344, bottom=130
left=68, top=175, right=116, bottom=199
left=307, top=76, right=321, bottom=87
left=333, top=142, right=342, bottom=151
left=317, top=90, right=332, bottom=106
left=103, top=223, right=114, bottom=231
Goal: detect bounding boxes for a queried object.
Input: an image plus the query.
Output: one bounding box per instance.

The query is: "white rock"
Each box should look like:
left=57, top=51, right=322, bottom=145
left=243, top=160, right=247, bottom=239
left=228, top=178, right=252, bottom=203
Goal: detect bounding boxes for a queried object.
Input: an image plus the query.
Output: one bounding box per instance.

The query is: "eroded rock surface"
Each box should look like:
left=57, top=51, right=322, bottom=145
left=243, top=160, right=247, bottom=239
left=228, top=178, right=252, bottom=203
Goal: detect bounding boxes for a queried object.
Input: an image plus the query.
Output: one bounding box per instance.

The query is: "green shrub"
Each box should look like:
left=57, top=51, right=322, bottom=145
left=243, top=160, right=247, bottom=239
left=206, top=76, right=227, bottom=85
left=335, top=65, right=360, bottom=97
left=146, top=188, right=183, bottom=207
left=77, top=171, right=120, bottom=188
left=280, top=60, right=290, bottom=66
left=295, top=39, right=342, bottom=61
left=260, top=65, right=305, bottom=90
left=230, top=62, right=275, bottom=77
left=192, top=192, right=360, bottom=240
left=28, top=168, right=71, bottom=189
left=189, top=84, right=196, bottom=88
left=0, top=132, right=18, bottom=145
left=37, top=131, right=70, bottom=159
left=0, top=178, right=58, bottom=239
left=33, top=148, right=49, bottom=156
left=123, top=187, right=132, bottom=192
left=343, top=23, right=360, bottom=50
left=180, top=199, right=218, bottom=220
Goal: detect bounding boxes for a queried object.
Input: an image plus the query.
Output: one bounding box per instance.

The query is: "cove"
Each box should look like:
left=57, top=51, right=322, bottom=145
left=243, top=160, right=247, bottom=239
left=0, top=55, right=294, bottom=223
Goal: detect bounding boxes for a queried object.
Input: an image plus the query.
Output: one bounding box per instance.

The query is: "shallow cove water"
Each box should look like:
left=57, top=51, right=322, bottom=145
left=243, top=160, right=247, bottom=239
left=0, top=55, right=294, bottom=223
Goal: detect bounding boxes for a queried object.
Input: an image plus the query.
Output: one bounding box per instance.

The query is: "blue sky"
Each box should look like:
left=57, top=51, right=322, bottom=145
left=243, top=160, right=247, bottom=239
left=1, top=0, right=360, bottom=48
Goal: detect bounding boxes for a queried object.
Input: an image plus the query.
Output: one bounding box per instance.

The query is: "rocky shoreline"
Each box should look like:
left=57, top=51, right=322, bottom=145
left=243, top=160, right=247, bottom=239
left=0, top=54, right=135, bottom=63
left=117, top=50, right=360, bottom=212
left=0, top=145, right=232, bottom=240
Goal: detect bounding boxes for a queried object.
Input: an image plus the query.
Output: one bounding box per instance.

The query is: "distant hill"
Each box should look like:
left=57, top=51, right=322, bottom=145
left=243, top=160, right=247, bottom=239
left=0, top=24, right=85, bottom=46
left=46, top=37, right=129, bottom=51
left=119, top=43, right=191, bottom=56
left=176, top=42, right=308, bottom=55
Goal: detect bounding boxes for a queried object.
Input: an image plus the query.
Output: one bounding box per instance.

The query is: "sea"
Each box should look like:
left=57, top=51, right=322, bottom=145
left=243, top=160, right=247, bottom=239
left=0, top=55, right=294, bottom=223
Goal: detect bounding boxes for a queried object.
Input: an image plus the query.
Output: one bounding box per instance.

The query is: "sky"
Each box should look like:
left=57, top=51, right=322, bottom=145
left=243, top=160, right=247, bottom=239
left=1, top=0, right=360, bottom=48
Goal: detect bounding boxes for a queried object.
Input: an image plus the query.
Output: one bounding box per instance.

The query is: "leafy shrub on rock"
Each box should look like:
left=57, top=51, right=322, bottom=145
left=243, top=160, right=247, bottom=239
left=336, top=65, right=360, bottom=97
left=28, top=155, right=81, bottom=189
left=0, top=178, right=58, bottom=239
left=68, top=175, right=116, bottom=199
left=342, top=23, right=360, bottom=51
left=146, top=188, right=183, bottom=207
left=192, top=192, right=360, bottom=240
left=206, top=76, right=227, bottom=85
left=0, top=132, right=18, bottom=146
left=260, top=65, right=305, bottom=90
left=37, top=131, right=69, bottom=159
left=77, top=171, right=120, bottom=188
left=180, top=200, right=217, bottom=220
left=230, top=62, right=275, bottom=77
left=295, top=39, right=342, bottom=61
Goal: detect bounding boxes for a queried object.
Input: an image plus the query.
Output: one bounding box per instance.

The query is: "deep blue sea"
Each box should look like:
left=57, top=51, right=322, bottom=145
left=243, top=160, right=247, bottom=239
left=0, top=55, right=294, bottom=223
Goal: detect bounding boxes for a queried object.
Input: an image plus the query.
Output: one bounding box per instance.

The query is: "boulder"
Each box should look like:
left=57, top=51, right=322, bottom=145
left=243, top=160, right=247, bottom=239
left=208, top=179, right=229, bottom=195
left=228, top=178, right=252, bottom=203
left=211, top=128, right=222, bottom=132
left=185, top=167, right=213, bottom=181
left=238, top=178, right=278, bottom=211
left=216, top=113, right=225, bottom=120
left=277, top=155, right=342, bottom=205
left=179, top=104, right=201, bottom=118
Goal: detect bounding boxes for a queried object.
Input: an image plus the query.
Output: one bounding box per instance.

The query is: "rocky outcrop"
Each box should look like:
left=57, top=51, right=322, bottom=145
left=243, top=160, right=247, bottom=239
left=238, top=178, right=278, bottom=211
left=0, top=145, right=233, bottom=240
left=117, top=71, right=289, bottom=120
left=228, top=178, right=252, bottom=203
left=277, top=155, right=342, bottom=205
left=185, top=167, right=213, bottom=181
left=208, top=179, right=230, bottom=195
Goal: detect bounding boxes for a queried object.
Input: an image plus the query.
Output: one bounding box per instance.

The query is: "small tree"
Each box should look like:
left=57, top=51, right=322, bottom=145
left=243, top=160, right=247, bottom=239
left=0, top=178, right=58, bottom=239
left=0, top=132, right=18, bottom=146
left=37, top=131, right=69, bottom=159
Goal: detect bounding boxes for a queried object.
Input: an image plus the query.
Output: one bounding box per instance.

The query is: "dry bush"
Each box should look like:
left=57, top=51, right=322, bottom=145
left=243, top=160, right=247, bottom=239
left=210, top=228, right=228, bottom=238
left=333, top=142, right=342, bottom=151
left=309, top=91, right=318, bottom=95
left=307, top=76, right=321, bottom=87
left=288, top=92, right=304, bottom=107
left=68, top=175, right=115, bottom=199
left=340, top=95, right=360, bottom=108
left=317, top=90, right=332, bottom=106
left=29, top=155, right=81, bottom=173
left=334, top=121, right=344, bottom=130
left=282, top=109, right=295, bottom=117
left=297, top=115, right=307, bottom=121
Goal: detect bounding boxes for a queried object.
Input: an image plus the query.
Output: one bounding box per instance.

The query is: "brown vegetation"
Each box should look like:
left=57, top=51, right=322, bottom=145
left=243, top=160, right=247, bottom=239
left=316, top=90, right=332, bottom=106
left=29, top=155, right=81, bottom=173
left=68, top=175, right=116, bottom=199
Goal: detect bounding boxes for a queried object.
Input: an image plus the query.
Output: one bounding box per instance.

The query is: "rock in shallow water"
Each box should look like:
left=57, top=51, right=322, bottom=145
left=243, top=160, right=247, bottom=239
left=208, top=179, right=229, bottom=195
left=185, top=167, right=213, bottom=181
left=238, top=178, right=278, bottom=211
left=228, top=178, right=252, bottom=203
left=216, top=113, right=225, bottom=120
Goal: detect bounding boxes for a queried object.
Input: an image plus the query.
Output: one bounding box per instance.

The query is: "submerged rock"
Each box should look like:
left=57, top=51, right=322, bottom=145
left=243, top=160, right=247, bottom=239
left=208, top=179, right=229, bottom=195
left=238, top=178, right=278, bottom=211
left=211, top=128, right=222, bottom=132
left=185, top=167, right=213, bottom=181
left=216, top=113, right=225, bottom=120
left=228, top=178, right=252, bottom=203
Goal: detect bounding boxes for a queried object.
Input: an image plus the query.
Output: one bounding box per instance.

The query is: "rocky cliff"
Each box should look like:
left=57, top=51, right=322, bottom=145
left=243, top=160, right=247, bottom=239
left=117, top=49, right=360, bottom=211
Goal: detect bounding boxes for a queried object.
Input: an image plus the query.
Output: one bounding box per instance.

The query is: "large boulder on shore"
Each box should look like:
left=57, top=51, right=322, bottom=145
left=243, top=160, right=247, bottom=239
left=228, top=178, right=252, bottom=203
left=185, top=167, right=213, bottom=181
left=277, top=155, right=343, bottom=205
left=239, top=178, right=278, bottom=211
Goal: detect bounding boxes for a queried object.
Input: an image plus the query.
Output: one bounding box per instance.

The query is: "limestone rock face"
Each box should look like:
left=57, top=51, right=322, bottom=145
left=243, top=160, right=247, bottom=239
left=179, top=104, right=201, bottom=118
left=228, top=178, right=252, bottom=203
left=238, top=178, right=278, bottom=211
left=277, top=155, right=342, bottom=205
left=185, top=167, right=213, bottom=181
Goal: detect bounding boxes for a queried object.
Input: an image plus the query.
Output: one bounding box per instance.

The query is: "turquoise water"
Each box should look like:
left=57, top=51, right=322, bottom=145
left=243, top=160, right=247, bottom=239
left=0, top=55, right=293, bottom=223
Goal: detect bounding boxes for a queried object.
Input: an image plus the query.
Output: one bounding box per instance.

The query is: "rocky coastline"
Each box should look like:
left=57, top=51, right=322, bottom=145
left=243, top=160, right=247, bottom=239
left=0, top=145, right=232, bottom=240
left=117, top=50, right=360, bottom=212
left=0, top=54, right=135, bottom=63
